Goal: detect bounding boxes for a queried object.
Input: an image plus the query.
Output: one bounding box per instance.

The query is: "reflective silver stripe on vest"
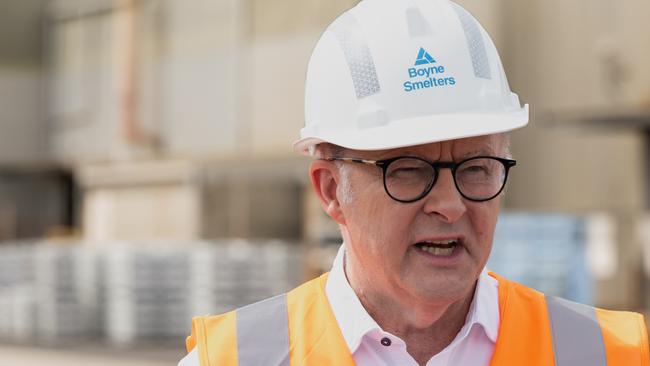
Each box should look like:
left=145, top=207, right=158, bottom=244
left=546, top=295, right=607, bottom=366
left=236, top=293, right=290, bottom=366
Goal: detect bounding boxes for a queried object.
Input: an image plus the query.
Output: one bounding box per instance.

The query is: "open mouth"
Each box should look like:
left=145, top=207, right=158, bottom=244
left=414, top=239, right=460, bottom=257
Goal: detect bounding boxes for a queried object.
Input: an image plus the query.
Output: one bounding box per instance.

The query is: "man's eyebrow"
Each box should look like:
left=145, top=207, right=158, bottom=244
left=374, top=150, right=414, bottom=160
left=459, top=149, right=495, bottom=159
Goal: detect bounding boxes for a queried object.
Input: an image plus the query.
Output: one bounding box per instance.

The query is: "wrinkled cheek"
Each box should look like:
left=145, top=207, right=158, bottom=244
left=477, top=215, right=497, bottom=241
left=469, top=203, right=500, bottom=249
left=358, top=198, right=391, bottom=236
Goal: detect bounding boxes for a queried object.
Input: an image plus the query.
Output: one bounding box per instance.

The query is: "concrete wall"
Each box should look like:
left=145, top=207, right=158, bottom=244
left=46, top=0, right=359, bottom=162
left=79, top=160, right=201, bottom=242
left=500, top=0, right=650, bottom=309
left=0, top=2, right=74, bottom=241
left=501, top=0, right=649, bottom=217
left=47, top=11, right=118, bottom=163
left=0, top=68, right=46, bottom=165
left=0, top=1, right=48, bottom=165
left=502, top=0, right=650, bottom=212
left=153, top=0, right=241, bottom=157
left=44, top=0, right=357, bottom=242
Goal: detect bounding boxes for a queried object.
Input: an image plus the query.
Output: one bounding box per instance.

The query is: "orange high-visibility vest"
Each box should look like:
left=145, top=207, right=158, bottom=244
left=186, top=272, right=649, bottom=366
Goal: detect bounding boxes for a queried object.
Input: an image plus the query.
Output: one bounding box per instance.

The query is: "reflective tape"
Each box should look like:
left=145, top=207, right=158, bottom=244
left=235, top=292, right=607, bottom=366
left=546, top=296, right=607, bottom=366
left=236, top=294, right=290, bottom=366
left=450, top=3, right=492, bottom=79
left=329, top=13, right=381, bottom=99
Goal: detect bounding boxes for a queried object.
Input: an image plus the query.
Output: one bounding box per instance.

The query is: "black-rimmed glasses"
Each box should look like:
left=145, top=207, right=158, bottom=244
left=324, top=156, right=516, bottom=203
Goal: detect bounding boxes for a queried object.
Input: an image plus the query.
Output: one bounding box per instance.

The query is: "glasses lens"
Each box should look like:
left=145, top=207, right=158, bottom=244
left=384, top=157, right=435, bottom=201
left=455, top=157, right=506, bottom=200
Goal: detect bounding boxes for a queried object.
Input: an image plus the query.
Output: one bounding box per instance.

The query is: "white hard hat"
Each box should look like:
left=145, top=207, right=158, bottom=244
left=294, top=0, right=529, bottom=154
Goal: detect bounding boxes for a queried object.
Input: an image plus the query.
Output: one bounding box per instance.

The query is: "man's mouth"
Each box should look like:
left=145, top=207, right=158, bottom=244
left=414, top=239, right=460, bottom=257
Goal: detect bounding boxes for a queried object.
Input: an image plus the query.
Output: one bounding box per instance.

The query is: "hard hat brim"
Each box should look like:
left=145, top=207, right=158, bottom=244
left=294, top=105, right=529, bottom=155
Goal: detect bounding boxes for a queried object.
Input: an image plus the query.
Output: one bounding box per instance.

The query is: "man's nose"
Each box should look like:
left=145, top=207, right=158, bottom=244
left=422, top=169, right=467, bottom=223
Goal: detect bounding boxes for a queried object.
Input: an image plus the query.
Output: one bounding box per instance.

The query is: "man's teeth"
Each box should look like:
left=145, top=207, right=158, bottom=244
left=425, top=239, right=456, bottom=245
left=419, top=241, right=457, bottom=256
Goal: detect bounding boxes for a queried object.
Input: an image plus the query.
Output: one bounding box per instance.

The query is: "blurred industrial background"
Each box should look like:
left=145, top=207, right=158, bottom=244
left=0, top=0, right=649, bottom=364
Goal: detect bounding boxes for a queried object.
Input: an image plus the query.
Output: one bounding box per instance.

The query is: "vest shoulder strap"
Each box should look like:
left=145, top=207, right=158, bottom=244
left=490, top=272, right=649, bottom=366
left=594, top=307, right=650, bottom=366
left=189, top=311, right=238, bottom=366
left=188, top=294, right=291, bottom=366
left=190, top=272, right=649, bottom=366
left=545, top=295, right=607, bottom=365
left=286, top=273, right=355, bottom=365
left=235, top=293, right=290, bottom=366
left=188, top=273, right=349, bottom=366
left=489, top=274, right=556, bottom=366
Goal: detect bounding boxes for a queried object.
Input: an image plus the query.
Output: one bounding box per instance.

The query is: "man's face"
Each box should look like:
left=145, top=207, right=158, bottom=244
left=337, top=134, right=508, bottom=307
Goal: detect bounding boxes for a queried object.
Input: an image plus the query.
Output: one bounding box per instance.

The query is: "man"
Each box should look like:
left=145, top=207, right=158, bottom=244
left=180, top=0, right=649, bottom=365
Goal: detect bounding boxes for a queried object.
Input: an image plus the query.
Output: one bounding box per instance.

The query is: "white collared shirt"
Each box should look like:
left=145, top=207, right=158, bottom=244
left=325, top=243, right=500, bottom=366
left=178, top=244, right=500, bottom=366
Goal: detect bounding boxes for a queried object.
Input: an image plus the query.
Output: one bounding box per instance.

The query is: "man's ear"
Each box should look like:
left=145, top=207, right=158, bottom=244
left=309, top=160, right=346, bottom=225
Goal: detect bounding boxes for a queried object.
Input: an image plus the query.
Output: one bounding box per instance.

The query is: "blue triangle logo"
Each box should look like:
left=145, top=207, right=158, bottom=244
left=415, top=47, right=436, bottom=66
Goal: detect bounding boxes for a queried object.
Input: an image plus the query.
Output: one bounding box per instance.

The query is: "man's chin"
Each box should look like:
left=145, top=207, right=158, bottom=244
left=407, top=276, right=477, bottom=305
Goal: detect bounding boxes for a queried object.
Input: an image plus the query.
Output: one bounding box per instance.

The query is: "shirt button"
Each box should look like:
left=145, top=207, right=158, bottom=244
left=380, top=337, right=392, bottom=347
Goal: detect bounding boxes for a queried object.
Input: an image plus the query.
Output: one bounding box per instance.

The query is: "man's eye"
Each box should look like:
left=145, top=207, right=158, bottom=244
left=463, top=165, right=488, bottom=173
left=388, top=166, right=428, bottom=179
left=396, top=167, right=423, bottom=172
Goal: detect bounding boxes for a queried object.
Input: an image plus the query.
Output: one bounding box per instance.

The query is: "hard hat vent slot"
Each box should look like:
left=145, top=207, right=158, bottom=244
left=451, top=3, right=492, bottom=80
left=329, top=13, right=382, bottom=99
left=406, top=6, right=433, bottom=38
left=356, top=98, right=390, bottom=129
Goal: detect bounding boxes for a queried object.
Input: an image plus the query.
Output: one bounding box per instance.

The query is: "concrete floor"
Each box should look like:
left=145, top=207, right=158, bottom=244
left=0, top=342, right=186, bottom=366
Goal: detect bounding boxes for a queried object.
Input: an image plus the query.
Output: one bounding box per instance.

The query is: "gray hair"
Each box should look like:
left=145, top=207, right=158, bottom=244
left=312, top=143, right=356, bottom=204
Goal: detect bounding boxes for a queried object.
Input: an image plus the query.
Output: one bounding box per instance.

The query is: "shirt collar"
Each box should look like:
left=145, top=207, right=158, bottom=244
left=325, top=243, right=382, bottom=352
left=325, top=243, right=500, bottom=353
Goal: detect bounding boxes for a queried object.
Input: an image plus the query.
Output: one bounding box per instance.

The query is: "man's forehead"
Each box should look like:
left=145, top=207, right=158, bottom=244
left=346, top=134, right=508, bottom=159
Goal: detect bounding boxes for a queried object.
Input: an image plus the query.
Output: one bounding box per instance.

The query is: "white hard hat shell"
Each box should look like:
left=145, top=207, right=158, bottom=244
left=294, top=0, right=528, bottom=154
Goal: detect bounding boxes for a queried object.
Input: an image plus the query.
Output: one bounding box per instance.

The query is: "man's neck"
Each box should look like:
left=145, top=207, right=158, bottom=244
left=344, top=258, right=477, bottom=366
